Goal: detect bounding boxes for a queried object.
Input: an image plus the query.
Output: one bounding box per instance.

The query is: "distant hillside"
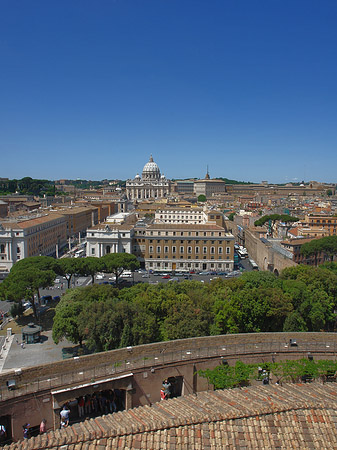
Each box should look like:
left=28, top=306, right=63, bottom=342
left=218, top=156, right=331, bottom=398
left=0, top=177, right=55, bottom=197
left=214, top=178, right=253, bottom=185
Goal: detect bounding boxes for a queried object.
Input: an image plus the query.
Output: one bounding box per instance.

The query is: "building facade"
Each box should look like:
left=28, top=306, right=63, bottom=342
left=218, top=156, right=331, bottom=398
left=50, top=206, right=98, bottom=238
left=143, top=223, right=234, bottom=272
left=86, top=223, right=134, bottom=258
left=0, top=214, right=67, bottom=272
left=126, top=156, right=171, bottom=201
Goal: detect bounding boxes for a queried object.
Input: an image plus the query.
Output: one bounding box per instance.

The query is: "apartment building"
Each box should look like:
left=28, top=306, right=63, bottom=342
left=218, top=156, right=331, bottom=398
left=154, top=207, right=226, bottom=227
left=305, top=214, right=337, bottom=235
left=281, top=237, right=326, bottom=266
left=155, top=207, right=207, bottom=224
left=0, top=214, right=67, bottom=272
left=50, top=205, right=98, bottom=238
left=143, top=223, right=234, bottom=273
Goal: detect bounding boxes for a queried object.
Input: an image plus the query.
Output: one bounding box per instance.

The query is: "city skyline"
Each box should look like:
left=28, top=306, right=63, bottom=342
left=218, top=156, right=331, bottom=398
left=1, top=1, right=337, bottom=183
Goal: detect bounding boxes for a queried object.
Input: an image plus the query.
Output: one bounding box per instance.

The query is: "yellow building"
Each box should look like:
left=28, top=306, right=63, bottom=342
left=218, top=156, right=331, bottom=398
left=143, top=223, right=234, bottom=273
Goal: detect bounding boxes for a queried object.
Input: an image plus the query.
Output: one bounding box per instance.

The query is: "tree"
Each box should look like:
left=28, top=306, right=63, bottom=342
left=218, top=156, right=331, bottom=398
left=254, top=214, right=298, bottom=237
left=197, top=194, right=206, bottom=202
left=52, top=297, right=86, bottom=346
left=55, top=258, right=82, bottom=288
left=319, top=236, right=337, bottom=262
left=101, top=253, right=139, bottom=287
left=53, top=284, right=118, bottom=349
left=300, top=239, right=323, bottom=266
left=0, top=266, right=55, bottom=319
left=78, top=257, right=104, bottom=284
left=228, top=212, right=235, bottom=221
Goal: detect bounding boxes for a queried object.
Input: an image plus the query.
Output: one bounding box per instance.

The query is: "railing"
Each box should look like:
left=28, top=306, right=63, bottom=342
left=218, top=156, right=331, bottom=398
left=0, top=338, right=336, bottom=402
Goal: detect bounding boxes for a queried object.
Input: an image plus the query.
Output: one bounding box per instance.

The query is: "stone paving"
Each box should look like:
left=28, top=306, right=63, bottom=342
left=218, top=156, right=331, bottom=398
left=5, top=382, right=337, bottom=449
left=0, top=330, right=74, bottom=374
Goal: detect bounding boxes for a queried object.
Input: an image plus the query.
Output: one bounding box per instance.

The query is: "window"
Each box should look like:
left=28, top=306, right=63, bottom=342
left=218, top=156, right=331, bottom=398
left=164, top=246, right=169, bottom=253
left=149, top=246, right=153, bottom=253
left=91, top=248, right=95, bottom=255
left=106, top=245, right=111, bottom=254
left=218, top=247, right=223, bottom=254
left=226, top=247, right=230, bottom=254
left=180, top=246, right=184, bottom=253
left=195, top=247, right=199, bottom=254
left=157, top=246, right=161, bottom=253
left=203, top=247, right=207, bottom=254
left=188, top=246, right=192, bottom=254
left=172, top=246, right=176, bottom=253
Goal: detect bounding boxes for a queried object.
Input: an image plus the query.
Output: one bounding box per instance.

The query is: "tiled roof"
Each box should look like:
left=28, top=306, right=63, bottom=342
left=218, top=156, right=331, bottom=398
left=6, top=382, right=337, bottom=449
left=17, top=214, right=66, bottom=228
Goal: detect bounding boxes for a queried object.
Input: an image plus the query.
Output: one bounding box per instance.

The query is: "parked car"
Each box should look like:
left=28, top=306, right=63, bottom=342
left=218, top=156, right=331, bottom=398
left=53, top=296, right=61, bottom=301
left=199, top=271, right=210, bottom=275
left=162, top=275, right=171, bottom=279
left=96, top=274, right=104, bottom=280
left=142, top=273, right=150, bottom=278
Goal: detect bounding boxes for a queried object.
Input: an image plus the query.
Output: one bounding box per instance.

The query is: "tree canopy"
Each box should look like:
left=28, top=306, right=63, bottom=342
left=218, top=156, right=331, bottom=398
left=101, top=253, right=139, bottom=286
left=51, top=264, right=337, bottom=352
left=254, top=214, right=299, bottom=237
left=301, top=236, right=337, bottom=266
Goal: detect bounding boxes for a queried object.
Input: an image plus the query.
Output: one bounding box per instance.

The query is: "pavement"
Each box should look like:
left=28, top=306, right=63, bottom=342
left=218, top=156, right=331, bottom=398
left=0, top=330, right=74, bottom=374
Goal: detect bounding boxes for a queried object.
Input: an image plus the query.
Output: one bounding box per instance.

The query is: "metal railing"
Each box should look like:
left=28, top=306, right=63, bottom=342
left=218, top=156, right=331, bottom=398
left=0, top=339, right=336, bottom=402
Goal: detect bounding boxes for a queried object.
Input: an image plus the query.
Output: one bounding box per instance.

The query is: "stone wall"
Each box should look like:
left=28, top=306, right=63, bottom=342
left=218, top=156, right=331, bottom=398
left=2, top=332, right=337, bottom=441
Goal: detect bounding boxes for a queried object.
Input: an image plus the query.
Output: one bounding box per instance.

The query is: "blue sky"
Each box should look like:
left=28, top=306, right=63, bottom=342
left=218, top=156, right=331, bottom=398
left=1, top=0, right=337, bottom=183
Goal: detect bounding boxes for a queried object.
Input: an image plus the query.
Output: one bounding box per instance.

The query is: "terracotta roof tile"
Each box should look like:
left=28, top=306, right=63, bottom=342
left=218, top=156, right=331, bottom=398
left=6, top=383, right=337, bottom=449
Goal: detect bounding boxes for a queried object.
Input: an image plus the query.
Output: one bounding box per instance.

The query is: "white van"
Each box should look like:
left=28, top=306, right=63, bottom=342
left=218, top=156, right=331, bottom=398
left=121, top=271, right=132, bottom=278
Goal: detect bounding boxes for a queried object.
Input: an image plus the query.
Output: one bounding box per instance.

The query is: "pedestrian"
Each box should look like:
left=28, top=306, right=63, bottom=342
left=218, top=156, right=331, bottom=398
left=162, top=379, right=171, bottom=399
left=78, top=396, right=85, bottom=418
left=21, top=342, right=25, bottom=349
left=40, top=419, right=47, bottom=434
left=23, top=423, right=30, bottom=439
left=60, top=405, right=70, bottom=428
left=0, top=424, right=6, bottom=440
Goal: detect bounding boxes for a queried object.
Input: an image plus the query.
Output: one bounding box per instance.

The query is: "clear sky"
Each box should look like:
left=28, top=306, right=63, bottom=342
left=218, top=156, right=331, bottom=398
left=1, top=0, right=337, bottom=184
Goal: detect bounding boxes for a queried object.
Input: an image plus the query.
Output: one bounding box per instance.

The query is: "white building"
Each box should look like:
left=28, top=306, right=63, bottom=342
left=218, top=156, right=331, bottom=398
left=0, top=214, right=67, bottom=272
left=154, top=207, right=208, bottom=224
left=126, top=155, right=171, bottom=201
left=86, top=223, right=134, bottom=258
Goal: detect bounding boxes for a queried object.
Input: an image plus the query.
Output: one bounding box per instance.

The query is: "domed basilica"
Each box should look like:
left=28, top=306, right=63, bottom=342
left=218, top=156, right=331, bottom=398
left=126, top=155, right=171, bottom=200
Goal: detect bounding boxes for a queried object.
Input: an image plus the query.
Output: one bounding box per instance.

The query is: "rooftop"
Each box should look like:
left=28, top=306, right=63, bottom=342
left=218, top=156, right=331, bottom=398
left=9, top=382, right=337, bottom=449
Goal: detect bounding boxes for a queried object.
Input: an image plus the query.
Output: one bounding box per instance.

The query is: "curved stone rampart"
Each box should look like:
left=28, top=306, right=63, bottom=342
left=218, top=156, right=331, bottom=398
left=0, top=332, right=336, bottom=402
